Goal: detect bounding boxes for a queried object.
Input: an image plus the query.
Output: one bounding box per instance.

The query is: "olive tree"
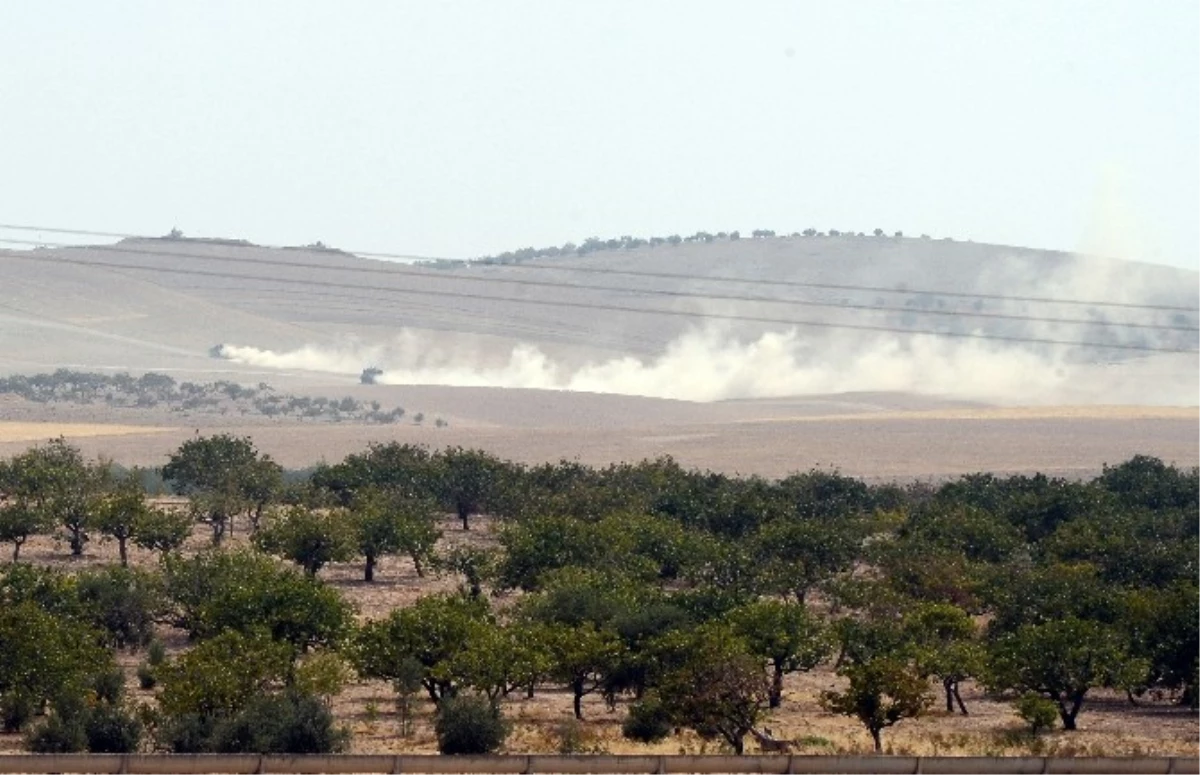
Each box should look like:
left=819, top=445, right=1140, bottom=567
left=820, top=657, right=931, bottom=752
left=655, top=625, right=770, bottom=755
left=729, top=599, right=830, bottom=708
left=349, top=490, right=441, bottom=582
left=987, top=617, right=1143, bottom=730
left=162, top=435, right=281, bottom=543
left=254, top=506, right=356, bottom=576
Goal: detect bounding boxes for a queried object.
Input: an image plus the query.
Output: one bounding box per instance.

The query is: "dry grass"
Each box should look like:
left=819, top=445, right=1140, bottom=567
left=0, top=421, right=173, bottom=443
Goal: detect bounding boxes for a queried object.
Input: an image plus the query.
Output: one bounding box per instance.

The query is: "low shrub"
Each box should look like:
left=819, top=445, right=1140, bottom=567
left=1016, top=694, right=1058, bottom=734
left=434, top=695, right=508, bottom=755
left=622, top=695, right=672, bottom=744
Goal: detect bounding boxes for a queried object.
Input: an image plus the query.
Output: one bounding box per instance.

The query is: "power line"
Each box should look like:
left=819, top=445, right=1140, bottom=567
left=0, top=236, right=1195, bottom=335
left=1, top=242, right=1194, bottom=355
left=2, top=222, right=1197, bottom=314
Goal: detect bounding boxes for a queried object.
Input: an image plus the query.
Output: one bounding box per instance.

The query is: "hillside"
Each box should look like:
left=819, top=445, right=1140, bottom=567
left=1, top=234, right=1195, bottom=401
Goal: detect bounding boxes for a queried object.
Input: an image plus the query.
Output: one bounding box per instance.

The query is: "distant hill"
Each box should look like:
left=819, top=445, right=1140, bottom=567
left=1, top=234, right=1195, bottom=403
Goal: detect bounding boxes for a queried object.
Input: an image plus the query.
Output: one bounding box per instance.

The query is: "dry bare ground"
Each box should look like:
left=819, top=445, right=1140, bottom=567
left=1, top=511, right=1195, bottom=758
left=0, top=397, right=1196, bottom=480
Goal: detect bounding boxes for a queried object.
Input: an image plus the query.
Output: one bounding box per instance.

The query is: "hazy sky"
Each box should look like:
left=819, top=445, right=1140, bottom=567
left=1, top=1, right=1197, bottom=269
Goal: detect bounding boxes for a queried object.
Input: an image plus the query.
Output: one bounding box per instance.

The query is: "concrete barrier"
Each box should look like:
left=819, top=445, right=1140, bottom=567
left=0, top=753, right=1194, bottom=774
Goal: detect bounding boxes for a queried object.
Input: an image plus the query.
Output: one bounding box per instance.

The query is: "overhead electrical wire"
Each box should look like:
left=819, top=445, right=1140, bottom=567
left=1, top=235, right=1197, bottom=336
left=2, top=220, right=1200, bottom=314
left=1, top=240, right=1195, bottom=355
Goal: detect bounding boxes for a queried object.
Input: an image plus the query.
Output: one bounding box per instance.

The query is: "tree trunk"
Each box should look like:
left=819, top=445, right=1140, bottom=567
left=870, top=727, right=882, bottom=752
left=572, top=679, right=584, bottom=720
left=730, top=733, right=744, bottom=755
left=12, top=539, right=22, bottom=562
left=1057, top=693, right=1084, bottom=731
left=526, top=681, right=535, bottom=699
left=118, top=537, right=128, bottom=567
left=944, top=677, right=955, bottom=712
left=769, top=662, right=784, bottom=709
left=952, top=682, right=968, bottom=715
left=364, top=554, right=376, bottom=582
left=69, top=527, right=84, bottom=556
left=459, top=506, right=471, bottom=531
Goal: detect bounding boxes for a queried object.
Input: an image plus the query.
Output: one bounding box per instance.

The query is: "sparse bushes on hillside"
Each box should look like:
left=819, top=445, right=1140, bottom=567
left=0, top=369, right=416, bottom=425
left=459, top=227, right=917, bottom=266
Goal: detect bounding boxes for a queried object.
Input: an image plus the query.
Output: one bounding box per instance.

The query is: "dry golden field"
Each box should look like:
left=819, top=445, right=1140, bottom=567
left=0, top=395, right=1196, bottom=481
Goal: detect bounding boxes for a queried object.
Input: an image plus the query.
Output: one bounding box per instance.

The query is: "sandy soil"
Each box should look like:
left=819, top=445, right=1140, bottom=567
left=2, top=400, right=1195, bottom=480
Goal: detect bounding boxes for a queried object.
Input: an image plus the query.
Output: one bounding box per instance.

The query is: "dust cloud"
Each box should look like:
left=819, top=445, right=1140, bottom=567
left=213, top=325, right=1198, bottom=405
left=211, top=241, right=1200, bottom=406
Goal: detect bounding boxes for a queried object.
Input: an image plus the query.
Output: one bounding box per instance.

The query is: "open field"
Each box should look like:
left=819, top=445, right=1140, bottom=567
left=1, top=399, right=1195, bottom=480
left=0, top=422, right=173, bottom=444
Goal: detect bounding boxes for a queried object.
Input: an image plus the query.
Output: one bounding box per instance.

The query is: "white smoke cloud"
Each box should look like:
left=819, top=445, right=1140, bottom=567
left=214, top=326, right=1198, bottom=405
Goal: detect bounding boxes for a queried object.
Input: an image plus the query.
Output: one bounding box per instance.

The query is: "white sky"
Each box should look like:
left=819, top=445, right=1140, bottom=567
left=1, top=1, right=1197, bottom=269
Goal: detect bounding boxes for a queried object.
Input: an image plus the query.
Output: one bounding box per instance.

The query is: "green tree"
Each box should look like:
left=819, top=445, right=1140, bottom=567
left=987, top=618, right=1143, bottom=730
left=543, top=622, right=624, bottom=720
left=352, top=593, right=490, bottom=704
left=75, top=565, right=165, bottom=651
left=903, top=602, right=983, bottom=714
left=92, top=476, right=152, bottom=566
left=753, top=518, right=862, bottom=603
left=154, top=628, right=346, bottom=753
left=3, top=439, right=107, bottom=556
left=981, top=562, right=1114, bottom=636
left=899, top=503, right=1024, bottom=564
left=820, top=657, right=931, bottom=752
left=130, top=506, right=193, bottom=558
left=439, top=621, right=545, bottom=706
left=309, top=442, right=434, bottom=507
left=157, top=629, right=293, bottom=719
left=1117, top=581, right=1199, bottom=705
left=729, top=599, right=830, bottom=708
left=240, top=457, right=285, bottom=533
left=164, top=549, right=353, bottom=651
left=0, top=499, right=49, bottom=561
left=1015, top=694, right=1058, bottom=734
left=349, top=490, right=441, bottom=582
left=255, top=505, right=356, bottom=576
left=440, top=546, right=497, bottom=599
left=622, top=692, right=672, bottom=743
left=433, top=447, right=506, bottom=530
left=163, top=435, right=280, bottom=543
left=0, top=601, right=115, bottom=731
left=1097, top=455, right=1198, bottom=512
left=655, top=625, right=770, bottom=755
